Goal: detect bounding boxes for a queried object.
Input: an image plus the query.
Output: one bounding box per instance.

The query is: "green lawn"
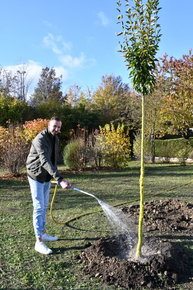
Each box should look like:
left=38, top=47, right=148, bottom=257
left=0, top=162, right=193, bottom=289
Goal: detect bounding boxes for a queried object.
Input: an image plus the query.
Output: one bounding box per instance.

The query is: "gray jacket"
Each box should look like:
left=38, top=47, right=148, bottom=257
left=26, top=128, right=63, bottom=182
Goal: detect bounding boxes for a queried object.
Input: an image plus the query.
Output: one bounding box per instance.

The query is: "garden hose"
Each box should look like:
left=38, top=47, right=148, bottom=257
left=50, top=181, right=102, bottom=225
left=50, top=178, right=193, bottom=226
left=50, top=181, right=132, bottom=226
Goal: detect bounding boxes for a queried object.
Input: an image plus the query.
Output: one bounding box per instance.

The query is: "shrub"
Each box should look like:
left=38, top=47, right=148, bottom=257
left=0, top=118, right=49, bottom=175
left=0, top=125, right=29, bottom=175
left=133, top=133, right=151, bottom=159
left=95, top=123, right=131, bottom=168
left=134, top=136, right=193, bottom=162
left=63, top=138, right=90, bottom=170
left=23, top=119, right=48, bottom=141
left=155, top=138, right=193, bottom=159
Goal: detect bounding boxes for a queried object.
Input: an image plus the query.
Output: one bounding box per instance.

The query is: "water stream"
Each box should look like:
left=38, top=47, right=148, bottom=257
left=72, top=187, right=137, bottom=257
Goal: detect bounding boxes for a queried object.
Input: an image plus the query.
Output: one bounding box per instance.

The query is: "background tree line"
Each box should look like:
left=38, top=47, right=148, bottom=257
left=0, top=50, right=193, bottom=173
left=1, top=51, right=192, bottom=138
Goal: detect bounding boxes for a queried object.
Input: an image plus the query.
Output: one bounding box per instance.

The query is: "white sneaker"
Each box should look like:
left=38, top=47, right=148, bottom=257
left=35, top=241, right=53, bottom=255
left=42, top=233, right=58, bottom=242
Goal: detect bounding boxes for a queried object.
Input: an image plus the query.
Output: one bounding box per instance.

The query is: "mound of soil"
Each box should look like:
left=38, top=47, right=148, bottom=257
left=79, top=200, right=193, bottom=289
left=125, top=199, right=193, bottom=233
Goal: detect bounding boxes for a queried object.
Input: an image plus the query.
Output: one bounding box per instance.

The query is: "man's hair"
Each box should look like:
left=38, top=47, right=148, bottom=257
left=50, top=117, right=61, bottom=122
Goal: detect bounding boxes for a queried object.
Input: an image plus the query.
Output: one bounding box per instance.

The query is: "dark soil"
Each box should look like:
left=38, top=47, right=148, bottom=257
left=125, top=199, right=193, bottom=234
left=79, top=199, right=193, bottom=289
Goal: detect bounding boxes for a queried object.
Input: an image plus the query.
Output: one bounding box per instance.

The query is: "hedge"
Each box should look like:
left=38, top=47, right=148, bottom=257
left=155, top=138, right=193, bottom=159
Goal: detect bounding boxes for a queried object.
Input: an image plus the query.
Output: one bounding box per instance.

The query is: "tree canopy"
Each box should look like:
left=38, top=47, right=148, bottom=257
left=117, top=0, right=161, bottom=96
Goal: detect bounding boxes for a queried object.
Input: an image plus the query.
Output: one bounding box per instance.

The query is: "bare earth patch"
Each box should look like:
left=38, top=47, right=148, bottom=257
left=78, top=200, right=193, bottom=289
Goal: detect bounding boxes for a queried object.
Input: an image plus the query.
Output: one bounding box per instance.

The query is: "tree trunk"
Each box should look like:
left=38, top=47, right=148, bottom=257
left=150, top=133, right=155, bottom=163
left=136, top=94, right=145, bottom=258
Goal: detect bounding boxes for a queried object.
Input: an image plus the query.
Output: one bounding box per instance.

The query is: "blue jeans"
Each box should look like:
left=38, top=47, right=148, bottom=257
left=28, top=176, right=51, bottom=238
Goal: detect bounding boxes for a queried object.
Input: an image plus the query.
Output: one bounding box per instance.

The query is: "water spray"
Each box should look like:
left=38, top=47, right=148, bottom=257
left=72, top=186, right=137, bottom=255
left=51, top=181, right=137, bottom=258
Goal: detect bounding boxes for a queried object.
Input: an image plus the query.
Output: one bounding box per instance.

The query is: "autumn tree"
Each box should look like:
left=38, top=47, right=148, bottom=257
left=30, top=67, right=64, bottom=106
left=141, top=51, right=193, bottom=162
left=65, top=84, right=92, bottom=108
left=92, top=75, right=137, bottom=125
left=144, top=70, right=166, bottom=162
left=117, top=0, right=161, bottom=257
left=158, top=51, right=193, bottom=138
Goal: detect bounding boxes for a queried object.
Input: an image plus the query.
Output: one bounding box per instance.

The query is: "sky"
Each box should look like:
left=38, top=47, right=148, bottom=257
left=0, top=0, right=193, bottom=96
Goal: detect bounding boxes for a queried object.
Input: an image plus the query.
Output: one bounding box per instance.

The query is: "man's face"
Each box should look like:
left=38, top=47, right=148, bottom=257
left=48, top=120, right=62, bottom=135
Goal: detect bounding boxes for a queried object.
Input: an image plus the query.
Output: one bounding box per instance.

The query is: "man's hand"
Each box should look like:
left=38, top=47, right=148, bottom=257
left=60, top=180, right=71, bottom=189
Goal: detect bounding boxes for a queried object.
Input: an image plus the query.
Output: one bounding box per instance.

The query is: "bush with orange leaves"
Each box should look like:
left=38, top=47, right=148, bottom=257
left=23, top=118, right=49, bottom=141
left=0, top=124, right=30, bottom=175
left=0, top=119, right=48, bottom=175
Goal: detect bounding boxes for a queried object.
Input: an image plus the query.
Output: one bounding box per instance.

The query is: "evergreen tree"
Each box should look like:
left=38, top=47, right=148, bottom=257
left=30, top=67, right=64, bottom=106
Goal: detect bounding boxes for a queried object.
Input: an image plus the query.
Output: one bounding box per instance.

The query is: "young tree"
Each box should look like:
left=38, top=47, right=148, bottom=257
left=30, top=67, right=64, bottom=106
left=117, top=0, right=161, bottom=257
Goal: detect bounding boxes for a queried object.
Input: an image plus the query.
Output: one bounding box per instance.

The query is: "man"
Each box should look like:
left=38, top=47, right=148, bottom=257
left=26, top=117, right=71, bottom=255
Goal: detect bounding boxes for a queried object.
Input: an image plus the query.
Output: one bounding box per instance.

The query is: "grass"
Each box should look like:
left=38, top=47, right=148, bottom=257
left=0, top=161, right=193, bottom=289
